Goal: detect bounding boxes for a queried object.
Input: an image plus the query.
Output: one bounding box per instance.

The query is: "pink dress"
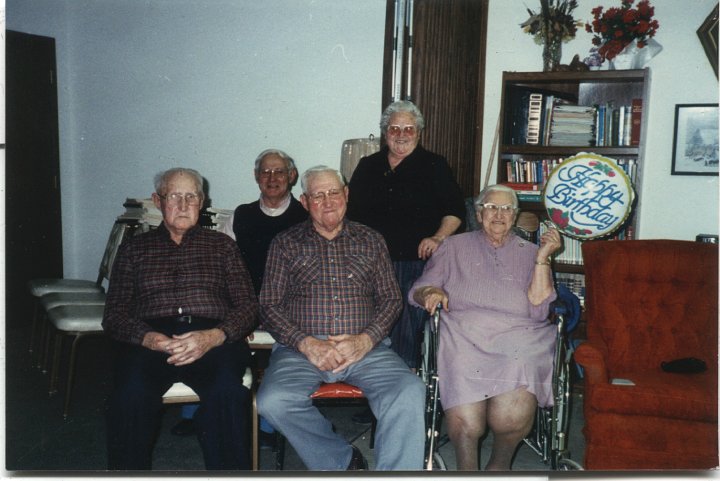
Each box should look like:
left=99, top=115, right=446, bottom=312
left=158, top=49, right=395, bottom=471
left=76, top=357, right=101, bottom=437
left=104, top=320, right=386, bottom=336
left=409, top=230, right=557, bottom=410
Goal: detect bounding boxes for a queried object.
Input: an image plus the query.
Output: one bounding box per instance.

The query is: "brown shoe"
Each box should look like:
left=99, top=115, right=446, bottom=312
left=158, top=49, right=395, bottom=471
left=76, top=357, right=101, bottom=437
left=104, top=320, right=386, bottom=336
left=346, top=445, right=368, bottom=470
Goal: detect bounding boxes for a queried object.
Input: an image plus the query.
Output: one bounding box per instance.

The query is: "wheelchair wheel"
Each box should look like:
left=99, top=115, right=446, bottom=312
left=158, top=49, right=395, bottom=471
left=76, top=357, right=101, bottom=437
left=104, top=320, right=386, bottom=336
left=429, top=451, right=447, bottom=470
left=556, top=458, right=584, bottom=470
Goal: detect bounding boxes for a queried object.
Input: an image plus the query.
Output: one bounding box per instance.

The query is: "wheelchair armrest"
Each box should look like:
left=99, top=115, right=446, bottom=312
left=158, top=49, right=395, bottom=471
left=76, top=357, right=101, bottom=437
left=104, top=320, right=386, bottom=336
left=574, top=342, right=609, bottom=385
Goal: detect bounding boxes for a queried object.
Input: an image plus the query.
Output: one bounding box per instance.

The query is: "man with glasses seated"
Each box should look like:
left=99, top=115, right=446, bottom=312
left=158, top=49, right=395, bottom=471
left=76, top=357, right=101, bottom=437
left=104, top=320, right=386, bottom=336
left=102, top=167, right=257, bottom=470
left=256, top=166, right=426, bottom=470
left=173, top=149, right=307, bottom=441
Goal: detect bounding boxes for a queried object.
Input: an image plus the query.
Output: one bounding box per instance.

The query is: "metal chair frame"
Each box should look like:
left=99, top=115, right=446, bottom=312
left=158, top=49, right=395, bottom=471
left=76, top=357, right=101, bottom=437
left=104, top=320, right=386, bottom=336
left=522, top=285, right=584, bottom=470
left=273, top=382, right=376, bottom=470
left=418, top=307, right=447, bottom=471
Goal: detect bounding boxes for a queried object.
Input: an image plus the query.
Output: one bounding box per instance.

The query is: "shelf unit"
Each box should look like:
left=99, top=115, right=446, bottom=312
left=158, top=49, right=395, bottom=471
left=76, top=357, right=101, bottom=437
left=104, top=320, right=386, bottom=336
left=496, top=69, right=650, bottom=316
left=496, top=69, right=650, bottom=262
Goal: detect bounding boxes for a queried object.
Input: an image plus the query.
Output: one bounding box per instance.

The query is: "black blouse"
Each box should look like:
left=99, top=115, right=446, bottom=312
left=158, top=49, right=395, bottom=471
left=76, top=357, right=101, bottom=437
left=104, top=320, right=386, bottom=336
left=347, top=145, right=466, bottom=261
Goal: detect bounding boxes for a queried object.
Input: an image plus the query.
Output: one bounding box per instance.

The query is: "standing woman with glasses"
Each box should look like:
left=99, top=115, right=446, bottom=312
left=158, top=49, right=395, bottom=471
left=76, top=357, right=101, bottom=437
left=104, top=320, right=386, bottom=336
left=347, top=100, right=465, bottom=380
left=408, top=184, right=563, bottom=471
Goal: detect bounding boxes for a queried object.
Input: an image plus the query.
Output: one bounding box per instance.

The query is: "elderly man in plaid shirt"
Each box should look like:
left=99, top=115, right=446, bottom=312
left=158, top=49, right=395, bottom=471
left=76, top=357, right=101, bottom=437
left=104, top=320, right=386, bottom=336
left=257, top=165, right=425, bottom=471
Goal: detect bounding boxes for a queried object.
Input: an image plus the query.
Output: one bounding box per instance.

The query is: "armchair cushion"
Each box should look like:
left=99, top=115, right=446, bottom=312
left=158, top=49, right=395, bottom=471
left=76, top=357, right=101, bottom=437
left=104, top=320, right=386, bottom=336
left=583, top=368, right=716, bottom=422
left=577, top=239, right=718, bottom=470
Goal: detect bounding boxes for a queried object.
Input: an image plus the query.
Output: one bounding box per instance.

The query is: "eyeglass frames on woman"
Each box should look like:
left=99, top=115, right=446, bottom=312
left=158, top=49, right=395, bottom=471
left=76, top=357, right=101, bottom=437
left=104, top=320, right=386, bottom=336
left=258, top=168, right=288, bottom=179
left=159, top=192, right=202, bottom=206
left=481, top=203, right=515, bottom=215
left=386, top=125, right=417, bottom=137
left=306, top=189, right=343, bottom=204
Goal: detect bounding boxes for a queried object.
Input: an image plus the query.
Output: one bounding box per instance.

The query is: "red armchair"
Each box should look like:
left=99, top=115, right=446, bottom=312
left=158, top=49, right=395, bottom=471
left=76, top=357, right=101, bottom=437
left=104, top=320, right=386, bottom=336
left=575, top=239, right=718, bottom=470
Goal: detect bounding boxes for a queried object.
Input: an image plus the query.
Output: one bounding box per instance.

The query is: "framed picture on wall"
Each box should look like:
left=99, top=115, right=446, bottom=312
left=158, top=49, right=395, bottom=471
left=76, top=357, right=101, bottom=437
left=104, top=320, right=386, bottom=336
left=671, top=104, right=719, bottom=176
left=697, top=4, right=719, bottom=78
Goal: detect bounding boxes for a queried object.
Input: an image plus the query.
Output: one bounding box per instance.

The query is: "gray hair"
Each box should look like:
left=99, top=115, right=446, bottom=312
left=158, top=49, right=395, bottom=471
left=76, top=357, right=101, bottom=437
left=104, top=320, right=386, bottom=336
left=253, top=149, right=297, bottom=173
left=474, top=184, right=519, bottom=211
left=300, top=165, right=346, bottom=194
left=379, top=100, right=426, bottom=134
left=154, top=167, right=204, bottom=197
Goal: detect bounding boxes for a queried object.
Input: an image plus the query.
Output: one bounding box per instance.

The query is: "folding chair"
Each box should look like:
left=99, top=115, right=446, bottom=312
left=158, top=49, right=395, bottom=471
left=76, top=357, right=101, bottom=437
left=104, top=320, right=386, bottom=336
left=162, top=368, right=257, bottom=469
left=29, top=221, right=135, bottom=369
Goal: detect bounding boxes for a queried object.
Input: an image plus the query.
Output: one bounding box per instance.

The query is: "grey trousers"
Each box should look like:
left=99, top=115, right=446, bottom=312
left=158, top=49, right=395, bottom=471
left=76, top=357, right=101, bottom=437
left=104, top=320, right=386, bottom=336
left=257, top=340, right=426, bottom=470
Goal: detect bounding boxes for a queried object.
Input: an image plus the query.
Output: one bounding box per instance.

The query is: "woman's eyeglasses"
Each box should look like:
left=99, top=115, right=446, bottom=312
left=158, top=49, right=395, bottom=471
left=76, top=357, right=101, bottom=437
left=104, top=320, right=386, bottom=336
left=387, top=125, right=417, bottom=137
left=481, top=203, right=515, bottom=215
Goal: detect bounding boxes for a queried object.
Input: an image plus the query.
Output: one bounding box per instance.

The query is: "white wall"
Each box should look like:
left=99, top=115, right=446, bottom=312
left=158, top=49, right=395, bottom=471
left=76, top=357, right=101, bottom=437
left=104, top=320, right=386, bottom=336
left=7, top=0, right=719, bottom=280
left=8, top=0, right=387, bottom=279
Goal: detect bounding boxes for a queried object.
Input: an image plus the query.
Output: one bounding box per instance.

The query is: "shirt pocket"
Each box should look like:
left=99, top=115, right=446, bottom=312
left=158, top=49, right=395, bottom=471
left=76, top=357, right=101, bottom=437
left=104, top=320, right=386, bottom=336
left=344, top=254, right=374, bottom=289
left=288, top=255, right=319, bottom=287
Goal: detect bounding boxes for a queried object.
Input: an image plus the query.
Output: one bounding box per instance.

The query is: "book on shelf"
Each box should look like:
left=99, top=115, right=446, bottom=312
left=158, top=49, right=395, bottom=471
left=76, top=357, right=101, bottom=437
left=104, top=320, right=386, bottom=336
left=549, top=104, right=595, bottom=147
left=555, top=272, right=586, bottom=307
left=502, top=181, right=542, bottom=191
left=526, top=93, right=543, bottom=144
left=594, top=102, right=637, bottom=147
left=506, top=89, right=531, bottom=145
left=517, top=191, right=542, bottom=202
left=503, top=157, right=565, bottom=185
left=630, top=98, right=642, bottom=146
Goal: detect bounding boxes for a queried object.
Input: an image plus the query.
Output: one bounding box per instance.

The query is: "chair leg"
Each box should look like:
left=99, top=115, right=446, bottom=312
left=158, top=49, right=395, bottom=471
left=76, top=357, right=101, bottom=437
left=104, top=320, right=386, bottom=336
left=48, top=330, right=63, bottom=396
left=29, top=301, right=41, bottom=354
left=63, top=332, right=86, bottom=418
left=252, top=390, right=258, bottom=470
left=275, top=432, right=285, bottom=470
left=38, top=313, right=52, bottom=372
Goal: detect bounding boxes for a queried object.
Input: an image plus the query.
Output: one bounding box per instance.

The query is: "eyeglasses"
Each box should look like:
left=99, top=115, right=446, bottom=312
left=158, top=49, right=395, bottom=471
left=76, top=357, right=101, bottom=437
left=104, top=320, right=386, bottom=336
left=387, top=125, right=417, bottom=137
left=159, top=192, right=202, bottom=206
left=258, top=168, right=288, bottom=179
left=481, top=203, right=515, bottom=215
left=306, top=188, right=343, bottom=204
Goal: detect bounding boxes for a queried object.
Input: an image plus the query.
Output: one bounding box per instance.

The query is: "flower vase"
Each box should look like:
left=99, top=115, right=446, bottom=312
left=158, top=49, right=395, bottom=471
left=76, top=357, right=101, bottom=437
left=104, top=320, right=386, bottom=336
left=543, top=38, right=562, bottom=72
left=608, top=38, right=663, bottom=70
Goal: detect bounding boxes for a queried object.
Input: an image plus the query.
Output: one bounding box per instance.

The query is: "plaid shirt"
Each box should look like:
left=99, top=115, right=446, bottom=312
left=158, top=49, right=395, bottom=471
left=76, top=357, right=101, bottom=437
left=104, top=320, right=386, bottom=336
left=260, top=220, right=402, bottom=349
left=102, top=223, right=257, bottom=345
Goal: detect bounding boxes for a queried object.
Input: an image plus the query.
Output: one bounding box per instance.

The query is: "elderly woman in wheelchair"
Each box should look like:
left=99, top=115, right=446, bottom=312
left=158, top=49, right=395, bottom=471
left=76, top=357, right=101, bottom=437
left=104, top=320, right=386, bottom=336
left=410, top=184, right=562, bottom=470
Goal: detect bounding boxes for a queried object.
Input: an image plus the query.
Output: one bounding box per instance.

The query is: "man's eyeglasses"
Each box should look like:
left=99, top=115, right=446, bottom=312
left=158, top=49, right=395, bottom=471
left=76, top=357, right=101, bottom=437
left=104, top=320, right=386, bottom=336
left=159, top=192, right=202, bottom=206
left=481, top=203, right=515, bottom=215
left=306, top=189, right=343, bottom=204
left=387, top=125, right=417, bottom=137
left=258, top=168, right=288, bottom=179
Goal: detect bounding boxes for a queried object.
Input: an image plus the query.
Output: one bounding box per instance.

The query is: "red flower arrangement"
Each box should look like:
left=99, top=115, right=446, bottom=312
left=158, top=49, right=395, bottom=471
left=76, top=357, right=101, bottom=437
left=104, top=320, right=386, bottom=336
left=585, top=0, right=660, bottom=61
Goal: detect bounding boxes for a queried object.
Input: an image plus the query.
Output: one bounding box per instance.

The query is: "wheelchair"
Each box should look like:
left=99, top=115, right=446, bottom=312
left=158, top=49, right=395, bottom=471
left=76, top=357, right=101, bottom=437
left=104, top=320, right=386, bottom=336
left=522, top=283, right=584, bottom=470
left=418, top=305, right=447, bottom=470
left=418, top=283, right=584, bottom=471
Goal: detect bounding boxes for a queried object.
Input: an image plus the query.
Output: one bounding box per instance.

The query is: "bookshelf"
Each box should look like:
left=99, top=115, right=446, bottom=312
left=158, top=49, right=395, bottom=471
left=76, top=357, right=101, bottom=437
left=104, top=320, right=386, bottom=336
left=496, top=69, right=651, bottom=308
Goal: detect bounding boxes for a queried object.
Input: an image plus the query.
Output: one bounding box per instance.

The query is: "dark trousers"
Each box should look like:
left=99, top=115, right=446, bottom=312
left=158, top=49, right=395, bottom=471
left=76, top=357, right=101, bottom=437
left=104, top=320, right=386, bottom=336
left=390, top=260, right=429, bottom=368
left=106, top=319, right=252, bottom=470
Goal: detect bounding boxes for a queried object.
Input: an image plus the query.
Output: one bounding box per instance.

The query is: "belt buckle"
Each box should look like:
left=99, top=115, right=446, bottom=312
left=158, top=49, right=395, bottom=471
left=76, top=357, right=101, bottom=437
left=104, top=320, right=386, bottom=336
left=178, top=315, right=192, bottom=324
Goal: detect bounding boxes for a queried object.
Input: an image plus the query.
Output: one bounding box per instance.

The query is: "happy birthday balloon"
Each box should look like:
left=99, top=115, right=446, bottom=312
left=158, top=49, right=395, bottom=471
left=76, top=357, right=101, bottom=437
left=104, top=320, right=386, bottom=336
left=542, top=153, right=635, bottom=240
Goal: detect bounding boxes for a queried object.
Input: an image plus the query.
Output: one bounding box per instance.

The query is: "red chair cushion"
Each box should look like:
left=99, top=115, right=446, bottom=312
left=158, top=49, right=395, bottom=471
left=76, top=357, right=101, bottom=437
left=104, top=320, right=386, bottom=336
left=586, top=369, right=717, bottom=422
left=310, top=382, right=364, bottom=399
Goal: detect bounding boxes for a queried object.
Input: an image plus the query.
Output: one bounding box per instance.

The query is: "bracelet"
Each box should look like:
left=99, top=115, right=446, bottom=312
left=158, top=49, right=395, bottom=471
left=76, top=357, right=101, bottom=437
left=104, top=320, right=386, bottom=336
left=535, top=259, right=551, bottom=265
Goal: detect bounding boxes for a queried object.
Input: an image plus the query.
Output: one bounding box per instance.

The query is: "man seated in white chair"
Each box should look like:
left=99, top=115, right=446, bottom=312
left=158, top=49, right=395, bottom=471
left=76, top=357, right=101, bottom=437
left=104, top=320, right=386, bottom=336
left=256, top=166, right=426, bottom=470
left=102, top=167, right=257, bottom=470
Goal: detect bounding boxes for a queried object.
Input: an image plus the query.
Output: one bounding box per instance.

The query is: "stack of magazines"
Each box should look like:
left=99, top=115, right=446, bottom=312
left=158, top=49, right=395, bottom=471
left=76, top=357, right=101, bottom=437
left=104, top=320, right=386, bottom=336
left=549, top=104, right=596, bottom=146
